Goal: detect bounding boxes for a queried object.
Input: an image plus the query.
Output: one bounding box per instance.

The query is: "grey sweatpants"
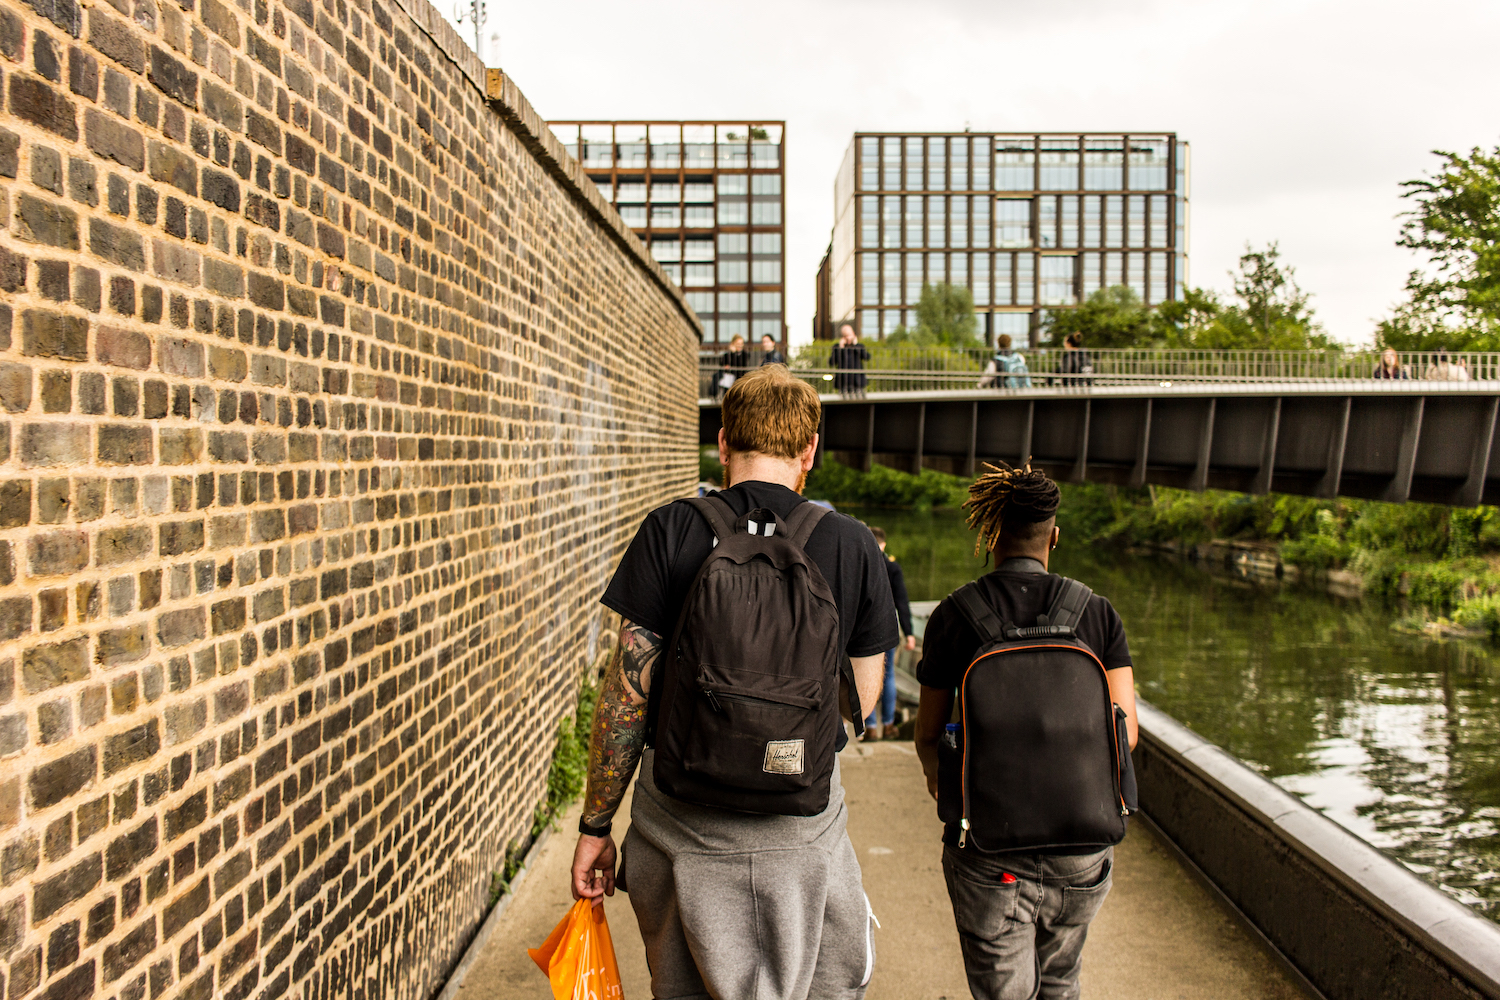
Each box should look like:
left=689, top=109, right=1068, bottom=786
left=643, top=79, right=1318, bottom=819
left=619, top=749, right=875, bottom=1000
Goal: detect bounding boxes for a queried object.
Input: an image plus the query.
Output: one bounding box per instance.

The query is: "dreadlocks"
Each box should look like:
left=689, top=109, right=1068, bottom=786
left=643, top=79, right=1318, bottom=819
left=963, top=460, right=1062, bottom=557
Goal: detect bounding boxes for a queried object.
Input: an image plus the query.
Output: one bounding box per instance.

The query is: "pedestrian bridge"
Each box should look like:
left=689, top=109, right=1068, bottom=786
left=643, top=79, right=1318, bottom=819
left=699, top=377, right=1500, bottom=505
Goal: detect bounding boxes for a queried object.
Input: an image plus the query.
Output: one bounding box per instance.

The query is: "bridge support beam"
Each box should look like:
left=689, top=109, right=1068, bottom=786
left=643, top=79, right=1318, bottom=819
left=1189, top=399, right=1217, bottom=492
left=1382, top=398, right=1425, bottom=503
left=1317, top=397, right=1351, bottom=499
left=1457, top=396, right=1498, bottom=507
left=1129, top=399, right=1153, bottom=489
left=914, top=403, right=926, bottom=474
left=1019, top=401, right=1034, bottom=467
left=1250, top=398, right=1281, bottom=496
left=965, top=401, right=978, bottom=477
left=1070, top=400, right=1092, bottom=483
left=864, top=404, right=876, bottom=472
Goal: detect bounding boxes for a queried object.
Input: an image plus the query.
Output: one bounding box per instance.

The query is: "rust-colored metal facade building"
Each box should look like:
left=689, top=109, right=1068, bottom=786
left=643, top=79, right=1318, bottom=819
left=825, top=132, right=1189, bottom=345
left=550, top=121, right=787, bottom=347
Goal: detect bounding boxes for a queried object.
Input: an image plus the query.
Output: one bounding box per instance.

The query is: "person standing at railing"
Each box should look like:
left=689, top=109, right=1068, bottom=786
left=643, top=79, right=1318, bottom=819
left=1423, top=350, right=1470, bottom=381
left=1373, top=348, right=1410, bottom=379
left=759, top=333, right=787, bottom=366
left=831, top=322, right=871, bottom=397
left=1056, top=333, right=1093, bottom=387
left=978, top=334, right=1032, bottom=390
left=714, top=334, right=752, bottom=398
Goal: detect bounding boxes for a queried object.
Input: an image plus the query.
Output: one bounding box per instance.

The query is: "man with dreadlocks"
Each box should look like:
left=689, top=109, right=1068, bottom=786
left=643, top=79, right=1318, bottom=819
left=914, top=462, right=1138, bottom=1000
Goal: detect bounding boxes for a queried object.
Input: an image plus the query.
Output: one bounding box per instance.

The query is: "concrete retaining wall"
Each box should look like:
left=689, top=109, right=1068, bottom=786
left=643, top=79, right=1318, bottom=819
left=1135, top=699, right=1500, bottom=1000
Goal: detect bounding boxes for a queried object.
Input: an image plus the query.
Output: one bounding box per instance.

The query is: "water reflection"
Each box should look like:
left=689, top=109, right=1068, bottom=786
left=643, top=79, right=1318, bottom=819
left=846, top=505, right=1500, bottom=921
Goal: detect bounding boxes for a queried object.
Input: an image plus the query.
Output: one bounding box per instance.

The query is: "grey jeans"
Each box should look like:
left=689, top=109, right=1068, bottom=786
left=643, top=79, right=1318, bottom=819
left=941, top=845, right=1113, bottom=1000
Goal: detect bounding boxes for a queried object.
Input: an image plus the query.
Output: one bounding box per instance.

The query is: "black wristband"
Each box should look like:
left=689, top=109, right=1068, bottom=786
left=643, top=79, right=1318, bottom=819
left=578, top=817, right=612, bottom=838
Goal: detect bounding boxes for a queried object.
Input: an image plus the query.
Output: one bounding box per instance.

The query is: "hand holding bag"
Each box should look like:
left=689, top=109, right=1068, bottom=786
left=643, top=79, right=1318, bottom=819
left=528, top=898, right=624, bottom=1000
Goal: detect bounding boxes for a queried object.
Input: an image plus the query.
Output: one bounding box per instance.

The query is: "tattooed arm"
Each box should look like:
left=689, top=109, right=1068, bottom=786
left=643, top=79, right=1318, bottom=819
left=571, top=621, right=663, bottom=900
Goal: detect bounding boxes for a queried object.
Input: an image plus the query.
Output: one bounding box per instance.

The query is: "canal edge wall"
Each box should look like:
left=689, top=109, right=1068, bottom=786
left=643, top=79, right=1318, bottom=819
left=1135, top=699, right=1500, bottom=1000
left=0, top=0, right=701, bottom=994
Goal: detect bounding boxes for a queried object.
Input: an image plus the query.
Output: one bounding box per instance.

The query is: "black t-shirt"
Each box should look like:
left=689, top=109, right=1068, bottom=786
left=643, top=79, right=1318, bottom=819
left=601, top=482, right=899, bottom=658
left=915, top=565, right=1132, bottom=690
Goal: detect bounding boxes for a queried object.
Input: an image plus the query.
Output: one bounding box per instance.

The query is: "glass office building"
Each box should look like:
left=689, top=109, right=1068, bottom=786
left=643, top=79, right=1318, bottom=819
left=548, top=121, right=786, bottom=346
left=826, top=132, right=1189, bottom=345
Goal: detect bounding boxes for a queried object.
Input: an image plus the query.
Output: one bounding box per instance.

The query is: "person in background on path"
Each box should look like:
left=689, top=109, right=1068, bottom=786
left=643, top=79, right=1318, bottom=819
left=1373, top=347, right=1409, bottom=379
left=1423, top=350, right=1470, bottom=381
left=864, top=526, right=917, bottom=741
left=978, top=334, right=1031, bottom=389
left=714, top=334, right=751, bottom=398
left=914, top=464, right=1137, bottom=1000
left=1056, top=332, right=1092, bottom=387
left=571, top=364, right=895, bottom=1000
left=760, top=333, right=788, bottom=366
left=831, top=323, right=871, bottom=397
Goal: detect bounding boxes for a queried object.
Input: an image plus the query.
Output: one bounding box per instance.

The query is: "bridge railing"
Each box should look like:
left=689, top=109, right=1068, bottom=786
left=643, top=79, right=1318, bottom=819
left=698, top=347, right=1500, bottom=397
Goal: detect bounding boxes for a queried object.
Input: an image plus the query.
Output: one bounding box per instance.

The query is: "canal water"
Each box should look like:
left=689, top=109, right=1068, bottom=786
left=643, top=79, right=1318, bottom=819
left=846, top=505, right=1500, bottom=922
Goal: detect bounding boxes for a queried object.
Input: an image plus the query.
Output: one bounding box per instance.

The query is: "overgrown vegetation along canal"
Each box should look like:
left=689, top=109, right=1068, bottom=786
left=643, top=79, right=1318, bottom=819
left=831, top=502, right=1500, bottom=922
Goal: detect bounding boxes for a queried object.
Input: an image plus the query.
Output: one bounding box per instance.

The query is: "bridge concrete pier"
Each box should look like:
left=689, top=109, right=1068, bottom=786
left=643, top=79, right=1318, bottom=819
left=702, top=385, right=1500, bottom=504
left=456, top=743, right=1313, bottom=1000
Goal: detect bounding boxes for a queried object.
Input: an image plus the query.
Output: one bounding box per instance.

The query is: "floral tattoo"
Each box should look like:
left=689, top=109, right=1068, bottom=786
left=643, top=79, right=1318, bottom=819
left=581, top=622, right=663, bottom=828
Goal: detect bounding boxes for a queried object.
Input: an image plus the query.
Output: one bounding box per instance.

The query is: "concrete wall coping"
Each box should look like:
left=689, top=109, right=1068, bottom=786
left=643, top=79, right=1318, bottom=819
left=1137, top=699, right=1500, bottom=997
left=388, top=0, right=703, bottom=341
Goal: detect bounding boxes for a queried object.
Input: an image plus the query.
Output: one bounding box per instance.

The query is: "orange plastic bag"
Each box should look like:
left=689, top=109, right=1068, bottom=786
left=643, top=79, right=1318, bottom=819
left=528, top=898, right=624, bottom=1000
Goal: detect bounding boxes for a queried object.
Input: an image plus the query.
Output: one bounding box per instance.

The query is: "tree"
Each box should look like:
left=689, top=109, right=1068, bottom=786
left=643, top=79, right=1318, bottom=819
left=1045, top=286, right=1155, bottom=348
left=1191, top=243, right=1332, bottom=350
left=888, top=283, right=981, bottom=348
left=1376, top=146, right=1500, bottom=351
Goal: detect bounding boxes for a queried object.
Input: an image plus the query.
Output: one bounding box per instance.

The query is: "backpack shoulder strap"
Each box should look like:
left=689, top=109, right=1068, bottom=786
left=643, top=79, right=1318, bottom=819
left=782, top=501, right=830, bottom=548
left=1043, top=577, right=1094, bottom=630
left=683, top=495, right=737, bottom=542
left=949, top=581, right=1007, bottom=646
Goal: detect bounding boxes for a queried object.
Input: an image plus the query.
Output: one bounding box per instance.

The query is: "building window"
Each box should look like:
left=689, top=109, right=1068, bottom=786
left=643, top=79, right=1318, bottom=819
left=1084, top=137, right=1124, bottom=190
left=882, top=196, right=901, bottom=248
left=860, top=255, right=878, bottom=305
left=973, top=253, right=991, bottom=306
left=1104, top=251, right=1122, bottom=288
left=652, top=142, right=681, bottom=168
left=700, top=319, right=715, bottom=340
left=719, top=202, right=748, bottom=226
left=719, top=233, right=748, bottom=254
left=651, top=205, right=681, bottom=227
left=883, top=137, right=901, bottom=191
left=905, top=196, right=923, bottom=247
left=751, top=202, right=781, bottom=225
left=684, top=181, right=714, bottom=203
left=718, top=174, right=748, bottom=195
left=1129, top=138, right=1170, bottom=190
left=951, top=197, right=969, bottom=249
left=929, top=136, right=948, bottom=191
left=883, top=253, right=901, bottom=305
left=752, top=291, right=782, bottom=314
left=685, top=143, right=714, bottom=169
left=1039, top=197, right=1057, bottom=249
left=1105, top=196, right=1123, bottom=248
left=1081, top=252, right=1101, bottom=298
left=591, top=178, right=613, bottom=201
left=859, top=310, right=876, bottom=338
left=1127, top=252, right=1146, bottom=299
left=881, top=310, right=899, bottom=337
left=1150, top=195, right=1169, bottom=248
left=1016, top=254, right=1035, bottom=305
left=719, top=260, right=749, bottom=284
left=1150, top=252, right=1169, bottom=303
left=996, top=138, right=1035, bottom=191
left=997, top=199, right=1031, bottom=247
left=660, top=263, right=682, bottom=284
left=752, top=174, right=781, bottom=196
left=752, top=318, right=781, bottom=338
left=618, top=205, right=647, bottom=227
left=860, top=196, right=878, bottom=248
left=995, top=312, right=1029, bottom=345
left=650, top=182, right=681, bottom=203
left=685, top=239, right=714, bottom=261
left=651, top=239, right=682, bottom=262
left=906, top=136, right=924, bottom=190
left=972, top=198, right=990, bottom=249
left=972, top=137, right=991, bottom=190
left=905, top=252, right=922, bottom=304
left=1061, top=196, right=1078, bottom=249
left=751, top=143, right=779, bottom=169
left=720, top=318, right=748, bottom=338
left=951, top=138, right=968, bottom=190
left=684, top=263, right=715, bottom=287
left=1083, top=196, right=1102, bottom=248
left=1039, top=137, right=1079, bottom=191
left=860, top=137, right=879, bottom=190
left=616, top=182, right=646, bottom=203
left=927, top=252, right=945, bottom=287
left=582, top=142, right=613, bottom=169
left=718, top=144, right=748, bottom=168
left=618, top=142, right=648, bottom=169
left=927, top=195, right=946, bottom=249
left=951, top=252, right=968, bottom=290
left=752, top=260, right=782, bottom=283
left=686, top=291, right=713, bottom=314
left=1128, top=195, right=1146, bottom=248
left=719, top=291, right=749, bottom=313
left=752, top=233, right=782, bottom=254
left=685, top=206, right=715, bottom=228
left=996, top=253, right=1012, bottom=305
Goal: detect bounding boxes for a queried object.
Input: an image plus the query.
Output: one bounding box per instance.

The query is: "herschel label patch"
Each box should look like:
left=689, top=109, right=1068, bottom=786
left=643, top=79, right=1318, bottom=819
left=763, top=739, right=805, bottom=775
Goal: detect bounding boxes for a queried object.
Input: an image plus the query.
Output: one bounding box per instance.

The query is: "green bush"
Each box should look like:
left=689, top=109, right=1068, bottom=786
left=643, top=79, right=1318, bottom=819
left=804, top=457, right=969, bottom=510
left=699, top=447, right=724, bottom=487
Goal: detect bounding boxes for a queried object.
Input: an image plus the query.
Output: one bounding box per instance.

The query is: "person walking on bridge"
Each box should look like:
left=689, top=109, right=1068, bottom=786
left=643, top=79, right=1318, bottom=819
left=914, top=464, right=1138, bottom=1000
left=572, top=364, right=897, bottom=1000
left=831, top=322, right=872, bottom=396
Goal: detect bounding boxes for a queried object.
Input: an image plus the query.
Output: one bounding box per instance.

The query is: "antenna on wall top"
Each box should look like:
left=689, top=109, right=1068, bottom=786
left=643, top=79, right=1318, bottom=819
left=455, top=0, right=486, bottom=60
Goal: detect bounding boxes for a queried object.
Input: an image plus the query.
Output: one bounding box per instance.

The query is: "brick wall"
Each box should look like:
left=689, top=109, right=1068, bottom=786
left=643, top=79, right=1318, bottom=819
left=0, top=0, right=701, bottom=994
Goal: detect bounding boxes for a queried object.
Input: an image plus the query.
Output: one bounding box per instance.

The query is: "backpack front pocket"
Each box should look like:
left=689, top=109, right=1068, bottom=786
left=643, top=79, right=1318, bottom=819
left=682, top=664, right=824, bottom=792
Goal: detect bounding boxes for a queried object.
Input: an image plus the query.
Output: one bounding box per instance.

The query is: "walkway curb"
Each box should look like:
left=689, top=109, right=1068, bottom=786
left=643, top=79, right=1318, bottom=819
left=435, top=825, right=556, bottom=1000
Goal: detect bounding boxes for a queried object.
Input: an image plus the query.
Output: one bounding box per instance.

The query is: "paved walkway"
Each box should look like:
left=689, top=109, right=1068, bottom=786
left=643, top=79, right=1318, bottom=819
left=457, top=742, right=1315, bottom=1000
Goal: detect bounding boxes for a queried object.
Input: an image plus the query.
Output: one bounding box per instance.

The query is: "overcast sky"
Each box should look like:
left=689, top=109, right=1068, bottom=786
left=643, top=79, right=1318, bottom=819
left=444, top=0, right=1499, bottom=346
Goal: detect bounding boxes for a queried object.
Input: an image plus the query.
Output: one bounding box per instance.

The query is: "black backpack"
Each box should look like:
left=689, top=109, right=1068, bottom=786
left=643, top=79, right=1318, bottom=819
left=936, top=576, right=1138, bottom=851
left=648, top=496, right=861, bottom=816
